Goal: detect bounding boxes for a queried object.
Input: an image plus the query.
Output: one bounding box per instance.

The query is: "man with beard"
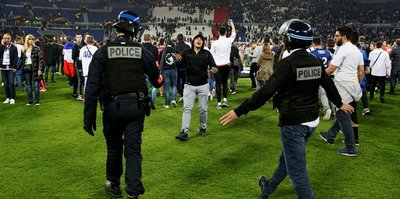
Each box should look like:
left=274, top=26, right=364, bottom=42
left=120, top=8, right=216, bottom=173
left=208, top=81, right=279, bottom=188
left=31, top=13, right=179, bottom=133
left=319, top=26, right=364, bottom=156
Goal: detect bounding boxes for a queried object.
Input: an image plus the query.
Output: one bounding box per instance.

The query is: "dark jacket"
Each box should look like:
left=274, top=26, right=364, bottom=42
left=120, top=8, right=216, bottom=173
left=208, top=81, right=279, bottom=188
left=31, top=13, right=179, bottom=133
left=142, top=43, right=158, bottom=62
left=19, top=46, right=45, bottom=79
left=0, top=44, right=18, bottom=69
left=390, top=47, right=400, bottom=70
left=180, top=48, right=217, bottom=86
left=43, top=43, right=58, bottom=65
left=234, top=49, right=343, bottom=126
left=72, top=41, right=85, bottom=62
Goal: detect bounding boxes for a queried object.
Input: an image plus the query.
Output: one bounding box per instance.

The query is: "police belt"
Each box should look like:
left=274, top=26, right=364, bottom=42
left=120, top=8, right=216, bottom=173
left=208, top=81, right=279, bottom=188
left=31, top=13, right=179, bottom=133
left=111, top=92, right=144, bottom=100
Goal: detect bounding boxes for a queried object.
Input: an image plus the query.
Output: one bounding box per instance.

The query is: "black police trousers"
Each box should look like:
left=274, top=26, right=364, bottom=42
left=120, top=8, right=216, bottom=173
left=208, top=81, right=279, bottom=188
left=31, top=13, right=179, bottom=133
left=102, top=95, right=145, bottom=196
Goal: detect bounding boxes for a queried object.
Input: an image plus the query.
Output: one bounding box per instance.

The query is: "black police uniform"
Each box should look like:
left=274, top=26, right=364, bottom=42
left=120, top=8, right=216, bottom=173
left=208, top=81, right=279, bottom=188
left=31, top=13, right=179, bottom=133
left=234, top=49, right=343, bottom=125
left=84, top=35, right=163, bottom=196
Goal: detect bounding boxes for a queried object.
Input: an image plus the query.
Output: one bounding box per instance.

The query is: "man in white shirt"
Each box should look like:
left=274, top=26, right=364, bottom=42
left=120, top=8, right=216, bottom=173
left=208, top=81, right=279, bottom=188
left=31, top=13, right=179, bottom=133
left=320, top=26, right=364, bottom=156
left=211, top=20, right=236, bottom=108
left=79, top=35, right=98, bottom=98
left=368, top=41, right=391, bottom=103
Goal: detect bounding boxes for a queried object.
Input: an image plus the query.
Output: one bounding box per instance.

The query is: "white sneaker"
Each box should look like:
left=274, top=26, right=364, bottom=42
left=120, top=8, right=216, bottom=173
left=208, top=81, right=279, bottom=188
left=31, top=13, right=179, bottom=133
left=323, top=109, right=332, bottom=120
left=3, top=98, right=10, bottom=104
left=9, top=99, right=15, bottom=104
left=178, top=97, right=183, bottom=103
left=164, top=105, right=170, bottom=109
left=171, top=100, right=177, bottom=107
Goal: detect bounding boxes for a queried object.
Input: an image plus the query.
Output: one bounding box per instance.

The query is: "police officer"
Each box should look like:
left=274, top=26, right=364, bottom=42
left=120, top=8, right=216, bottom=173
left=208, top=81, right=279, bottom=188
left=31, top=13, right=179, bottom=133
left=83, top=10, right=163, bottom=199
left=220, top=19, right=354, bottom=199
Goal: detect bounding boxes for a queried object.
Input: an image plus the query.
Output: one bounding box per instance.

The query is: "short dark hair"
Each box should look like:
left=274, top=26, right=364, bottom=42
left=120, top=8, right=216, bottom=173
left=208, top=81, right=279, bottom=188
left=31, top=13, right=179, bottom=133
left=396, top=39, right=400, bottom=46
left=177, top=34, right=184, bottom=41
left=312, top=37, right=322, bottom=45
left=376, top=41, right=383, bottom=48
left=327, top=39, right=335, bottom=48
left=359, top=36, right=365, bottom=43
left=337, top=26, right=352, bottom=40
left=219, top=26, right=226, bottom=36
left=350, top=31, right=359, bottom=45
left=272, top=37, right=279, bottom=45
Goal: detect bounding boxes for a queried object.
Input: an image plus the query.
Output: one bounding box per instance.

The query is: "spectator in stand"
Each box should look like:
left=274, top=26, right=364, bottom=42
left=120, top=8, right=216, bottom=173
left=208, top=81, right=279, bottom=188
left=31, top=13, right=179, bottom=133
left=43, top=39, right=58, bottom=84
left=19, top=34, right=44, bottom=105
left=1, top=33, right=18, bottom=104
left=389, top=39, right=400, bottom=94
left=368, top=41, right=391, bottom=103
left=211, top=20, right=236, bottom=109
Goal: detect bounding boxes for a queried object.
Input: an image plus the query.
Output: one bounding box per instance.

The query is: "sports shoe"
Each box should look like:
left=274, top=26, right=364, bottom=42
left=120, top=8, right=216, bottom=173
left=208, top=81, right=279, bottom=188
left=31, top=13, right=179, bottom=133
left=105, top=180, right=122, bottom=198
left=40, top=88, right=47, bottom=92
left=216, top=102, right=222, bottom=109
left=222, top=101, right=229, bottom=107
left=323, top=109, right=332, bottom=120
left=26, top=103, right=32, bottom=106
left=164, top=105, right=170, bottom=109
left=338, top=148, right=357, bottom=157
left=258, top=176, right=270, bottom=199
left=9, top=99, right=15, bottom=104
left=35, top=103, right=41, bottom=106
left=3, top=98, right=10, bottom=104
left=127, top=194, right=139, bottom=199
left=362, top=108, right=370, bottom=116
left=76, top=95, right=84, bottom=101
left=230, top=90, right=237, bottom=95
left=71, top=93, right=78, bottom=98
left=175, top=130, right=188, bottom=141
left=171, top=100, right=177, bottom=107
left=319, top=132, right=334, bottom=144
left=199, top=128, right=207, bottom=137
left=342, top=139, right=360, bottom=146
left=178, top=97, right=183, bottom=103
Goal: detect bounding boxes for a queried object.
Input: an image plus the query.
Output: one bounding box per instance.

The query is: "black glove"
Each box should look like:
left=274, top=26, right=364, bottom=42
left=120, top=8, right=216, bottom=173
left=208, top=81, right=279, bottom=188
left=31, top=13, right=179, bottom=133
left=83, top=120, right=96, bottom=136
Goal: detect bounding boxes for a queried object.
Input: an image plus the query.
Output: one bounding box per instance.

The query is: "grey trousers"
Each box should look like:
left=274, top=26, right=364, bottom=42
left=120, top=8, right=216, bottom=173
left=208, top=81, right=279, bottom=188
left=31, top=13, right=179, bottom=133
left=181, top=83, right=209, bottom=132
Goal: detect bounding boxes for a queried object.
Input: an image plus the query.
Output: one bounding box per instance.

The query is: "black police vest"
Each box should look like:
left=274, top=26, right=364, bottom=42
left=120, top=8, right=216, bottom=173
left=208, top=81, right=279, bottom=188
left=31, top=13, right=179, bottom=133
left=102, top=41, right=146, bottom=95
left=274, top=50, right=323, bottom=125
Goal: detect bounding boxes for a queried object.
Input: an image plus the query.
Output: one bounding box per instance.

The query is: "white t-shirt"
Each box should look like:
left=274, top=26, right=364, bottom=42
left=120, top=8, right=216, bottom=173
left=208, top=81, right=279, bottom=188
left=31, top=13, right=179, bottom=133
left=79, top=45, right=98, bottom=77
left=368, top=48, right=391, bottom=77
left=2, top=47, right=10, bottom=67
left=210, top=32, right=236, bottom=66
left=331, top=42, right=363, bottom=83
left=15, top=44, right=23, bottom=58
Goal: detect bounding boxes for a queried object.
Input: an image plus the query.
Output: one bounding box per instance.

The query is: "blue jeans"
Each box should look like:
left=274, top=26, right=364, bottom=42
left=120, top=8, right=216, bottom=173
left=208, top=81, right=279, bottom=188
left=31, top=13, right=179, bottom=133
left=162, top=68, right=177, bottom=105
left=1, top=70, right=16, bottom=99
left=16, top=74, right=24, bottom=92
left=24, top=72, right=40, bottom=104
left=209, top=71, right=215, bottom=93
left=266, top=124, right=315, bottom=199
left=390, top=68, right=400, bottom=93
left=326, top=110, right=355, bottom=149
left=45, top=65, right=56, bottom=82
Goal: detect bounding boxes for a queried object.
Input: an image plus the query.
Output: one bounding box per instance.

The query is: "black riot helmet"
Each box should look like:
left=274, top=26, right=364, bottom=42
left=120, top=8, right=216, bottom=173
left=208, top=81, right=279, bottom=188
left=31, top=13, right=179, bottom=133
left=112, top=10, right=142, bottom=38
left=278, top=19, right=313, bottom=50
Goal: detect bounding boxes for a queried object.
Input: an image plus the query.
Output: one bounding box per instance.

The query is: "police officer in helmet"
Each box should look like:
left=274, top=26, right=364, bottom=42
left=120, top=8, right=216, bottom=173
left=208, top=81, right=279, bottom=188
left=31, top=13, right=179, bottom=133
left=220, top=19, right=354, bottom=198
left=83, top=10, right=163, bottom=199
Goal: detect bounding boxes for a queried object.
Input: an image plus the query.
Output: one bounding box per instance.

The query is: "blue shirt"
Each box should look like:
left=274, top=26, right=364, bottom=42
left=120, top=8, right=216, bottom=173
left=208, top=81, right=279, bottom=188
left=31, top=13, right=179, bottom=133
left=311, top=47, right=332, bottom=69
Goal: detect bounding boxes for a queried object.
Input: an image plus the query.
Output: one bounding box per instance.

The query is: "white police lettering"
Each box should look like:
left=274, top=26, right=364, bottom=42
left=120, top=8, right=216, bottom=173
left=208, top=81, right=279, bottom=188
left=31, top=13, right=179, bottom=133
left=296, top=66, right=321, bottom=81
left=108, top=46, right=142, bottom=59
